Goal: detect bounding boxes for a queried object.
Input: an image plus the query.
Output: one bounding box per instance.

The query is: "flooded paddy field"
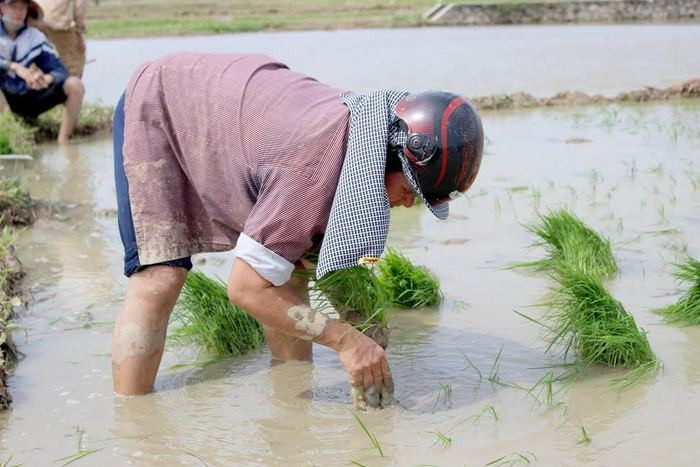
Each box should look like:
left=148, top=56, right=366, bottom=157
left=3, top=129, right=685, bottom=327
left=0, top=98, right=697, bottom=465
left=0, top=23, right=699, bottom=466
left=84, top=24, right=700, bottom=105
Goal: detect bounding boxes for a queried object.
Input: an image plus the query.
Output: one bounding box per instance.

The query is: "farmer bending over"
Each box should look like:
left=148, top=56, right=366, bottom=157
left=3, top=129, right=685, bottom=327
left=0, top=0, right=84, bottom=143
left=112, top=52, right=483, bottom=408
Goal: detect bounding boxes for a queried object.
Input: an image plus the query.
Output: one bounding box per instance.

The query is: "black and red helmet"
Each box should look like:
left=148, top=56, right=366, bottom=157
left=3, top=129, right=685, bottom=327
left=393, top=91, right=483, bottom=218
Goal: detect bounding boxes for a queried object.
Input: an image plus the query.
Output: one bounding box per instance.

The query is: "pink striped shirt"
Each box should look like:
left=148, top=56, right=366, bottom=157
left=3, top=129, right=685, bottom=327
left=123, top=52, right=350, bottom=284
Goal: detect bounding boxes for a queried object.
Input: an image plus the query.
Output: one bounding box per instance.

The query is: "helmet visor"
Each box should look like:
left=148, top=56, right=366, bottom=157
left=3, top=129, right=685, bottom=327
left=397, top=152, right=449, bottom=220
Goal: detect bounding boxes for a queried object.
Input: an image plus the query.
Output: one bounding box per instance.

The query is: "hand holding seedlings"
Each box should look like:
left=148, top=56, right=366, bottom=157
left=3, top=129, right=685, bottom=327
left=337, top=331, right=394, bottom=409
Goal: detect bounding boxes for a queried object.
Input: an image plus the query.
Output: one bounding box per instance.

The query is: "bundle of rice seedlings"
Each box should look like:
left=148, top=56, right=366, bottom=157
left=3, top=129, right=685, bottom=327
left=544, top=265, right=656, bottom=372
left=656, top=257, right=700, bottom=325
left=376, top=247, right=442, bottom=308
left=171, top=270, right=264, bottom=357
left=518, top=209, right=618, bottom=278
left=312, top=265, right=391, bottom=348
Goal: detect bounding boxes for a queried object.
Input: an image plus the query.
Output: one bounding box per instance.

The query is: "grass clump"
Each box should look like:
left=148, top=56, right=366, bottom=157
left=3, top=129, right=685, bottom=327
left=518, top=209, right=618, bottom=278
left=0, top=113, right=35, bottom=155
left=171, top=270, right=264, bottom=357
left=543, top=265, right=657, bottom=373
left=34, top=102, right=113, bottom=141
left=0, top=178, right=33, bottom=226
left=376, top=247, right=442, bottom=308
left=656, top=257, right=700, bottom=325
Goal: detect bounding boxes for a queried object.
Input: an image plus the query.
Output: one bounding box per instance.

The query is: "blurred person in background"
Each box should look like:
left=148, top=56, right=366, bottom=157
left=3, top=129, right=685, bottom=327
left=0, top=0, right=84, bottom=143
left=36, top=0, right=86, bottom=77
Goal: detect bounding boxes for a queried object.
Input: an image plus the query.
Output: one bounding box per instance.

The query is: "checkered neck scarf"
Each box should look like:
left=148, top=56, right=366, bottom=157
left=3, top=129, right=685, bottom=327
left=316, top=90, right=448, bottom=278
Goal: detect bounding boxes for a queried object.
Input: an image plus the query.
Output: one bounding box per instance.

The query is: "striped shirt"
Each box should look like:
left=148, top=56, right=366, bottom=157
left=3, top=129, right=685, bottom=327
left=123, top=52, right=350, bottom=285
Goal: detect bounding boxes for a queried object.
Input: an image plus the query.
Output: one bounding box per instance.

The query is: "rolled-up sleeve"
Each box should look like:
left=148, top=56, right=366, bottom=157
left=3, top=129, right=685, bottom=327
left=239, top=166, right=336, bottom=285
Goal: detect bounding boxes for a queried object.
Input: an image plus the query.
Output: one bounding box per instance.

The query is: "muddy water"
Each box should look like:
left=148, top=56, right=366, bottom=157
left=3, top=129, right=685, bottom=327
left=0, top=97, right=697, bottom=465
left=84, top=24, right=700, bottom=105
left=2, top=23, right=700, bottom=464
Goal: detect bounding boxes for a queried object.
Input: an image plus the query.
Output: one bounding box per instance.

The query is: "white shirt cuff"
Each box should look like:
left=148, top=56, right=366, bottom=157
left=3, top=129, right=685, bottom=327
left=233, top=233, right=295, bottom=286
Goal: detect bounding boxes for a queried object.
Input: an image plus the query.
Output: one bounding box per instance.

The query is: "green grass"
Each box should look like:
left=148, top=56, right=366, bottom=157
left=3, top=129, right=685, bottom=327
left=34, top=103, right=113, bottom=142
left=656, top=257, right=700, bottom=325
left=0, top=102, right=112, bottom=154
left=516, top=209, right=618, bottom=278
left=0, top=178, right=33, bottom=226
left=0, top=113, right=35, bottom=155
left=85, top=0, right=435, bottom=38
left=376, top=248, right=442, bottom=308
left=544, top=265, right=657, bottom=372
left=171, top=270, right=264, bottom=357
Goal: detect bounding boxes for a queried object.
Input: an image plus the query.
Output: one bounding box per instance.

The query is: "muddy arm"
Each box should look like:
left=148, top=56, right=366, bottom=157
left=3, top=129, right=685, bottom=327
left=228, top=258, right=393, bottom=406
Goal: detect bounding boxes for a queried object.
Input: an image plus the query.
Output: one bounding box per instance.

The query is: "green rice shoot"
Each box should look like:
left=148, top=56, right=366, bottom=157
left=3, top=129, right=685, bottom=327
left=655, top=256, right=700, bottom=325
left=312, top=265, right=390, bottom=328
left=171, top=270, right=264, bottom=357
left=517, top=209, right=618, bottom=278
left=543, top=265, right=657, bottom=373
left=377, top=247, right=442, bottom=308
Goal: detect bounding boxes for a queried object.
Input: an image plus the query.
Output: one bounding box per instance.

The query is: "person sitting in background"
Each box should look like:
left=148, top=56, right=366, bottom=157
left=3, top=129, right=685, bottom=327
left=36, top=0, right=87, bottom=78
left=0, top=0, right=84, bottom=144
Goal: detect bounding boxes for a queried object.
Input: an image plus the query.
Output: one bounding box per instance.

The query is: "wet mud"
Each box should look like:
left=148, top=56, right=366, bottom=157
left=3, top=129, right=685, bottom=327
left=0, top=177, right=36, bottom=408
left=473, top=78, right=700, bottom=110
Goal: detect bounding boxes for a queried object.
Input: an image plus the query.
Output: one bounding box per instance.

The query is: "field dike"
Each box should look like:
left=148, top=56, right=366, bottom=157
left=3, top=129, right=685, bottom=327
left=0, top=179, right=35, bottom=409
left=473, top=78, right=700, bottom=110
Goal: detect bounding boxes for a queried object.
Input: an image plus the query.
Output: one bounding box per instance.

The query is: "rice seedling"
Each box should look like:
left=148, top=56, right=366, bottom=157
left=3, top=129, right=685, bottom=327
left=494, top=193, right=502, bottom=217
left=657, top=203, right=669, bottom=225
left=543, top=265, right=657, bottom=372
left=515, top=209, right=618, bottom=278
left=376, top=248, right=442, bottom=309
left=171, top=271, right=264, bottom=357
left=486, top=451, right=537, bottom=466
left=432, top=383, right=453, bottom=412
left=458, top=348, right=482, bottom=380
left=528, top=371, right=556, bottom=406
left=576, top=418, right=591, bottom=445
left=312, top=265, right=390, bottom=346
left=488, top=345, right=504, bottom=384
left=623, top=160, right=637, bottom=180
left=54, top=426, right=102, bottom=467
left=0, top=456, right=24, bottom=467
left=432, top=430, right=452, bottom=448
left=530, top=188, right=542, bottom=211
left=184, top=451, right=209, bottom=466
left=655, top=257, right=700, bottom=326
left=470, top=404, right=499, bottom=425
left=350, top=411, right=384, bottom=458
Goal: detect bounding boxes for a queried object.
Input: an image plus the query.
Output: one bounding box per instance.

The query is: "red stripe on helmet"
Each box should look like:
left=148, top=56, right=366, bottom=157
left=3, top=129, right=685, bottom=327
left=434, top=96, right=466, bottom=188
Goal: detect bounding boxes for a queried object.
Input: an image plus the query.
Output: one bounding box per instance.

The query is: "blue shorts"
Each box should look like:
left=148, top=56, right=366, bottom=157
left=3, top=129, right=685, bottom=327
left=113, top=93, right=193, bottom=277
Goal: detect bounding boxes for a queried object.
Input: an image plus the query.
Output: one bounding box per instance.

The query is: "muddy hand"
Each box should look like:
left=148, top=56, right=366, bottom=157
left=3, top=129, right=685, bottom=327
left=338, top=330, right=394, bottom=410
left=350, top=378, right=394, bottom=410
